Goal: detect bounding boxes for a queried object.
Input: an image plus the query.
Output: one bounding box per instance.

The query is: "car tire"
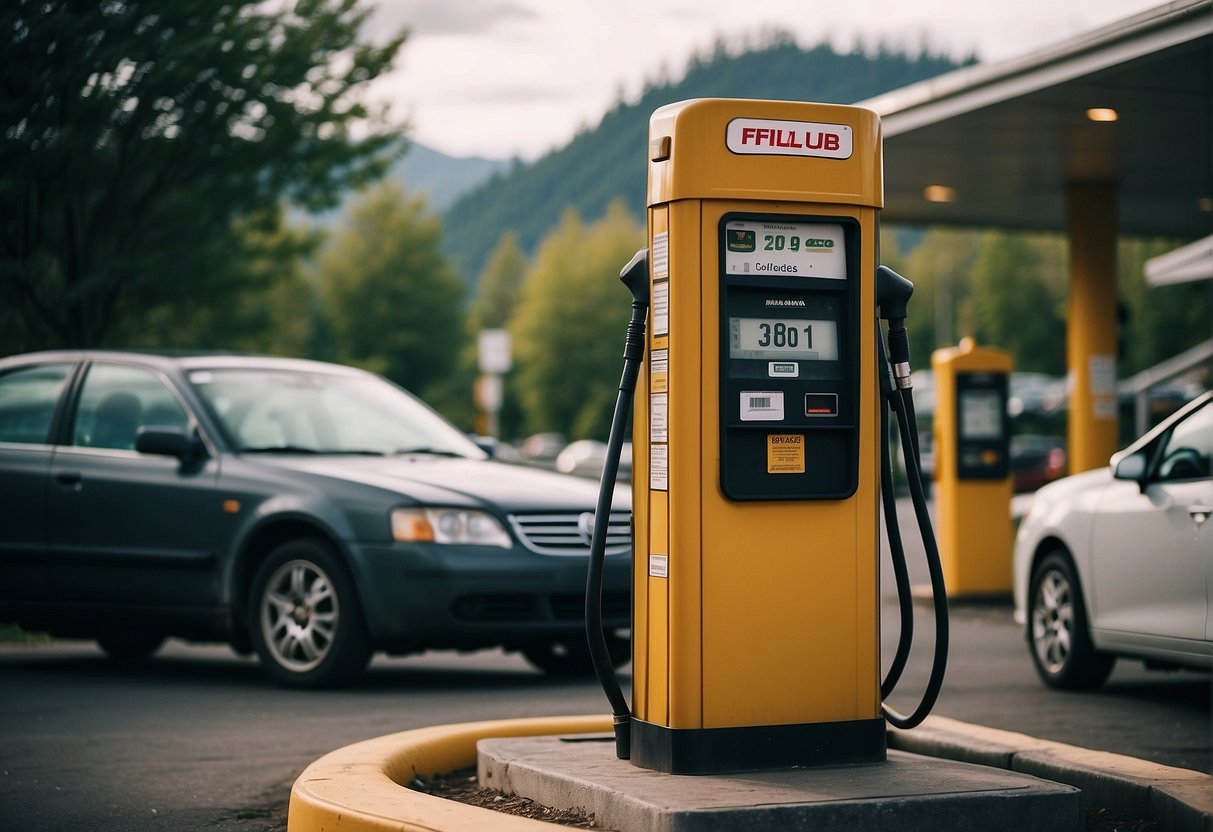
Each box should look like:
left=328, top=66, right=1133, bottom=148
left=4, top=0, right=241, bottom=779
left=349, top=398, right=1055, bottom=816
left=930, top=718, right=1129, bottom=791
left=97, top=631, right=165, bottom=662
left=248, top=538, right=371, bottom=689
left=523, top=633, right=630, bottom=677
left=1028, top=550, right=1115, bottom=690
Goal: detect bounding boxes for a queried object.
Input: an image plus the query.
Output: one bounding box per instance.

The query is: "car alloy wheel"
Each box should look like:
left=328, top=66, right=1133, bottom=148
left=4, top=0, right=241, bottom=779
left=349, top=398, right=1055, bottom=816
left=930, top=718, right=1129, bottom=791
left=1027, top=550, right=1114, bottom=690
left=260, top=558, right=340, bottom=673
left=1031, top=567, right=1073, bottom=676
left=249, top=538, right=371, bottom=688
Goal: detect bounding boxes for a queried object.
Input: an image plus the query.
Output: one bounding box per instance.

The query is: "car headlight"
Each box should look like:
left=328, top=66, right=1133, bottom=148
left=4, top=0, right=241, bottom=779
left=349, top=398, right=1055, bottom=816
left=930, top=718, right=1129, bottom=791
left=391, top=508, right=512, bottom=547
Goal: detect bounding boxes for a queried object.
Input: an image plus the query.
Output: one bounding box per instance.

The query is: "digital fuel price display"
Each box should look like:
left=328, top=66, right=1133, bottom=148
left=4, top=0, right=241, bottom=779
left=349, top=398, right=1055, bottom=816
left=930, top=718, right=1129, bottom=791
left=723, top=220, right=847, bottom=279
left=729, top=317, right=839, bottom=361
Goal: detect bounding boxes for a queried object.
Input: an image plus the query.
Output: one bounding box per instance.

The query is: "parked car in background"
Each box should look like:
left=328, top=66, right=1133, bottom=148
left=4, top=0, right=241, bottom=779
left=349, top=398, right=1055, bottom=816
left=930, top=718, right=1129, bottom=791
left=555, top=439, right=632, bottom=482
left=1013, top=391, right=1212, bottom=689
left=1010, top=434, right=1067, bottom=492
left=0, top=351, right=632, bottom=687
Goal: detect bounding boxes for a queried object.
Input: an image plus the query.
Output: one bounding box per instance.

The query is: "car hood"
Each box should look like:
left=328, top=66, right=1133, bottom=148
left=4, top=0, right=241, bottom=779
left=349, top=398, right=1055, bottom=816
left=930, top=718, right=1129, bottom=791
left=253, top=455, right=630, bottom=514
left=1032, top=465, right=1111, bottom=504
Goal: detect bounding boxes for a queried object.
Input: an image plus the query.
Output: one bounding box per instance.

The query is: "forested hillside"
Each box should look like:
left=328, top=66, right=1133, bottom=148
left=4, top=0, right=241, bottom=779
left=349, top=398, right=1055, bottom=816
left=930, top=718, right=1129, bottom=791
left=442, top=36, right=971, bottom=284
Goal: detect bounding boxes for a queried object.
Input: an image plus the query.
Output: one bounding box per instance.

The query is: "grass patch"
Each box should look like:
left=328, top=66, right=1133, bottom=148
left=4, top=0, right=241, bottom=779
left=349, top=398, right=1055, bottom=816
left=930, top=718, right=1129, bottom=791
left=0, top=624, right=53, bottom=645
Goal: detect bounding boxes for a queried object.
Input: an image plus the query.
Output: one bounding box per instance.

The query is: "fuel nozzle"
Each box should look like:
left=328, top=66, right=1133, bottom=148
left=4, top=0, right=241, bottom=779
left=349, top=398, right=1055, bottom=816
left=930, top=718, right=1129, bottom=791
left=877, top=265, right=914, bottom=389
left=620, top=248, right=650, bottom=308
left=616, top=249, right=650, bottom=393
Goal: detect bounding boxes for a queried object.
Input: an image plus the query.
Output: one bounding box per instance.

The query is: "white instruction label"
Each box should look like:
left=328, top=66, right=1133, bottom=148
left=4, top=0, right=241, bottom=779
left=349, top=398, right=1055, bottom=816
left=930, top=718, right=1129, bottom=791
left=652, top=281, right=669, bottom=336
left=650, top=443, right=668, bottom=490
left=650, top=393, right=668, bottom=442
left=649, top=554, right=668, bottom=578
left=740, top=391, right=785, bottom=421
left=652, top=232, right=669, bottom=278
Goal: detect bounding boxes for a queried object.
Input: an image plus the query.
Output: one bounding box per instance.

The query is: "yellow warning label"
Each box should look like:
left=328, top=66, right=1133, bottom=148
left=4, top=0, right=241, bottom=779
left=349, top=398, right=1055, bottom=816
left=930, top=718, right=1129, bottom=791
left=767, top=434, right=805, bottom=474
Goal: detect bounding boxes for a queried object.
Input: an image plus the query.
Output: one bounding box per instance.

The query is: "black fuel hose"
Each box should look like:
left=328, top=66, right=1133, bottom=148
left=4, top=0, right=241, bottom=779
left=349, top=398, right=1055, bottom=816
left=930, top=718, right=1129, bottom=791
left=877, top=331, right=914, bottom=699
left=585, top=248, right=649, bottom=760
left=879, top=321, right=949, bottom=730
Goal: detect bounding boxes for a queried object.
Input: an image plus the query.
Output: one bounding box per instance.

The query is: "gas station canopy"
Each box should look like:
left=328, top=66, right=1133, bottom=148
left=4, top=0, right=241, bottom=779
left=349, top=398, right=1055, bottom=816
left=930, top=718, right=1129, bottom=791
left=863, top=0, right=1212, bottom=239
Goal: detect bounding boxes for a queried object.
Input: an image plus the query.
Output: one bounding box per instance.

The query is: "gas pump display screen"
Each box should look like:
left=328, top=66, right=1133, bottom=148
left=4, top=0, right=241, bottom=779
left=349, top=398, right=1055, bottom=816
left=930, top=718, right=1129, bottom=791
left=959, top=389, right=1003, bottom=439
left=729, top=317, right=839, bottom=361
left=723, top=220, right=847, bottom=279
left=718, top=212, right=860, bottom=501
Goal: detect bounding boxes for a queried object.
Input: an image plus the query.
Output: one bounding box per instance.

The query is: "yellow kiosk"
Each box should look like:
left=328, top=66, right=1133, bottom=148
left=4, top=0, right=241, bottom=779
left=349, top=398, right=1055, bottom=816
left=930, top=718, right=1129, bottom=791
left=630, top=99, right=885, bottom=772
left=931, top=338, right=1014, bottom=597
left=584, top=98, right=947, bottom=776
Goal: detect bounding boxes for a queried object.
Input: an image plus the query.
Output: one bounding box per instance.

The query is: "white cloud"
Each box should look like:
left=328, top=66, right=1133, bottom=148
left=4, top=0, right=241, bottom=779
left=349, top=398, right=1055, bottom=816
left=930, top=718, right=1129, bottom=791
left=368, top=0, right=1168, bottom=160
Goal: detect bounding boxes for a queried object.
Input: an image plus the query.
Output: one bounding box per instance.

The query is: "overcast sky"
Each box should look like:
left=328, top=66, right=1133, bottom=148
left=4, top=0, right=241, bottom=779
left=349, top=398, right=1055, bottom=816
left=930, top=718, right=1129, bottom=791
left=365, top=0, right=1168, bottom=161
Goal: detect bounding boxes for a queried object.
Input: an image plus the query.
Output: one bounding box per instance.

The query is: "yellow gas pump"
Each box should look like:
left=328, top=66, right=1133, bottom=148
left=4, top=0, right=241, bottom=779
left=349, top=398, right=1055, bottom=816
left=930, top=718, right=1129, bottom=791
left=584, top=98, right=947, bottom=775
left=932, top=338, right=1014, bottom=597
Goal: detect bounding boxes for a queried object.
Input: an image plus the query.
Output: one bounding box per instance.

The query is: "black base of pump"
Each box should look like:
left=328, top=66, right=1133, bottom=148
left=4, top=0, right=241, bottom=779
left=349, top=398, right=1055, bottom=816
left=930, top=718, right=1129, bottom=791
left=629, top=716, right=887, bottom=775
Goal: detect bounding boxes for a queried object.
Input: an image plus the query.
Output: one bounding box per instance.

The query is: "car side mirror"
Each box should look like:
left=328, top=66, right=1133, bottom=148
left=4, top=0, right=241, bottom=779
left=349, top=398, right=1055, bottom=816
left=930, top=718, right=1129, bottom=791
left=135, top=426, right=203, bottom=461
left=1112, top=451, right=1148, bottom=490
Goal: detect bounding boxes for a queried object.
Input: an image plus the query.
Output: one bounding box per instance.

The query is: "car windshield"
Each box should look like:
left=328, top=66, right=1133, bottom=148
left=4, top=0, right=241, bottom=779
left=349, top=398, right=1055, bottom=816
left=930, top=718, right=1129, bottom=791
left=187, top=367, right=484, bottom=458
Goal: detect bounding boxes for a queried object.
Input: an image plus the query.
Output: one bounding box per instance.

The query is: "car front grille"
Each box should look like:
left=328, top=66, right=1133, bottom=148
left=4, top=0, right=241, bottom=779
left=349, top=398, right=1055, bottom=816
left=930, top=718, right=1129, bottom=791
left=508, top=511, right=631, bottom=556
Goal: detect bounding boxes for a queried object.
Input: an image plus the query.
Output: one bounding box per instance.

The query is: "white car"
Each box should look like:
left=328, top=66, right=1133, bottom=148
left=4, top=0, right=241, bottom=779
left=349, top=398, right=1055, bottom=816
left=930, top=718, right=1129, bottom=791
left=1013, top=391, right=1212, bottom=689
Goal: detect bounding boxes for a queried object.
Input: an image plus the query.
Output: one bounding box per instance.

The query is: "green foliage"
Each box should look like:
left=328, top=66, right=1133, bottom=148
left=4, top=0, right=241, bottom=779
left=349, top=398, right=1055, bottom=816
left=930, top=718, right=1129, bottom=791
left=0, top=0, right=407, bottom=352
left=964, top=232, right=1067, bottom=374
left=444, top=37, right=970, bottom=286
left=129, top=208, right=323, bottom=354
left=315, top=181, right=465, bottom=400
left=1118, top=238, right=1212, bottom=376
left=463, top=233, right=529, bottom=437
left=897, top=227, right=981, bottom=365
left=470, top=233, right=528, bottom=332
left=510, top=202, right=645, bottom=440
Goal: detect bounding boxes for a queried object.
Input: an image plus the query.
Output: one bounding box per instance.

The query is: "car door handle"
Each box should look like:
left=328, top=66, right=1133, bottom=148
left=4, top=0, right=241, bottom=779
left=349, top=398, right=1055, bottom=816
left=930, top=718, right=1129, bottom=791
left=55, top=471, right=83, bottom=491
left=1189, top=504, right=1211, bottom=526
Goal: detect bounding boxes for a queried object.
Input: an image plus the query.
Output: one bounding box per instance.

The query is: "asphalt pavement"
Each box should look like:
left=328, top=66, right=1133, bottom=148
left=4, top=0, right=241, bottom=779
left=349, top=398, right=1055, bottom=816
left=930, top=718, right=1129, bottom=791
left=0, top=497, right=1207, bottom=831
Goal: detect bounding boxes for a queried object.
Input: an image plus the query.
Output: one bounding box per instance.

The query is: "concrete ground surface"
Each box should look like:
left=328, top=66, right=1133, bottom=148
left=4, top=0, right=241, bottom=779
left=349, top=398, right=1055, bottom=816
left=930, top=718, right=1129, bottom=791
left=477, top=735, right=1081, bottom=832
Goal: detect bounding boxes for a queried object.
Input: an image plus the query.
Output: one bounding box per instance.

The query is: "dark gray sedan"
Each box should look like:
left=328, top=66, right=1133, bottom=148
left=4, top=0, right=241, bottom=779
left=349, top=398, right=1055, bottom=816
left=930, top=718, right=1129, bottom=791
left=0, top=351, right=631, bottom=687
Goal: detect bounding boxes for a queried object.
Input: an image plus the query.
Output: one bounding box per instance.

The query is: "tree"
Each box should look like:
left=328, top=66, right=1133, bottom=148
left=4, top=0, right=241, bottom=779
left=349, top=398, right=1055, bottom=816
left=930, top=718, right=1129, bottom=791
left=510, top=201, right=644, bottom=440
left=965, top=231, right=1066, bottom=374
left=1118, top=238, right=1212, bottom=376
left=315, top=181, right=465, bottom=401
left=469, top=232, right=527, bottom=332
left=899, top=227, right=982, bottom=364
left=128, top=208, right=322, bottom=354
left=0, top=0, right=407, bottom=351
left=465, top=232, right=529, bottom=437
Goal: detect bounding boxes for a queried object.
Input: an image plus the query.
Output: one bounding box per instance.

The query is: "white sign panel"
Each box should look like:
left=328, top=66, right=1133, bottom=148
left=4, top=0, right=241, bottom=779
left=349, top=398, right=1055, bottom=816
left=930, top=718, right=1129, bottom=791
left=726, top=118, right=853, bottom=159
left=723, top=220, right=846, bottom=279
left=477, top=329, right=512, bottom=374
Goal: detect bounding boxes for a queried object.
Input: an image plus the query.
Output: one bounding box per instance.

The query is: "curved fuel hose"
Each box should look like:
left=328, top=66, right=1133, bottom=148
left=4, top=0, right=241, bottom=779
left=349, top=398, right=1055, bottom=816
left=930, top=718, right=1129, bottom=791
left=585, top=248, right=649, bottom=760
left=877, top=331, right=914, bottom=699
left=876, top=265, right=949, bottom=730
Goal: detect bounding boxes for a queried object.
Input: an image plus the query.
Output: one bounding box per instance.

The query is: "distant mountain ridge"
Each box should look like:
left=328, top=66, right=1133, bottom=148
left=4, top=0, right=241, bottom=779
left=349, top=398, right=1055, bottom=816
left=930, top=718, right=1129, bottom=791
left=440, top=39, right=971, bottom=285
left=395, top=143, right=511, bottom=213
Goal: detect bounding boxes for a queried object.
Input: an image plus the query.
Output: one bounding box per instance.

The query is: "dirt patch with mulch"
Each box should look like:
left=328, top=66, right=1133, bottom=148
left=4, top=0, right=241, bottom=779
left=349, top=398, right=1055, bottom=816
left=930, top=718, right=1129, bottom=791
left=411, top=767, right=605, bottom=829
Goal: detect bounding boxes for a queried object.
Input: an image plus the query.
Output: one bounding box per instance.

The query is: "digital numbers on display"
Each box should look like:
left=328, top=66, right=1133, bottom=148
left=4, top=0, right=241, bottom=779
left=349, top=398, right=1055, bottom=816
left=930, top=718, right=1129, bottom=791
left=730, top=317, right=839, bottom=361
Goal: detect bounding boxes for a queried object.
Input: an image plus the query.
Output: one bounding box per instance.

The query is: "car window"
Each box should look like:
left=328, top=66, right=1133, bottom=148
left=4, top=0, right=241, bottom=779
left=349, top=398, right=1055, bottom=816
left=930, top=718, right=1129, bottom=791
left=0, top=363, right=74, bottom=444
left=72, top=364, right=190, bottom=451
left=188, top=367, right=483, bottom=457
left=1156, top=401, right=1211, bottom=482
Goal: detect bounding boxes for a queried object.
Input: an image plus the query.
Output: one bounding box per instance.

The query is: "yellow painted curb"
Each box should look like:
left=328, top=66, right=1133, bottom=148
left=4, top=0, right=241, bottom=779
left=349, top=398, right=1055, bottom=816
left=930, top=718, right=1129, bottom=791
left=288, top=714, right=612, bottom=831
